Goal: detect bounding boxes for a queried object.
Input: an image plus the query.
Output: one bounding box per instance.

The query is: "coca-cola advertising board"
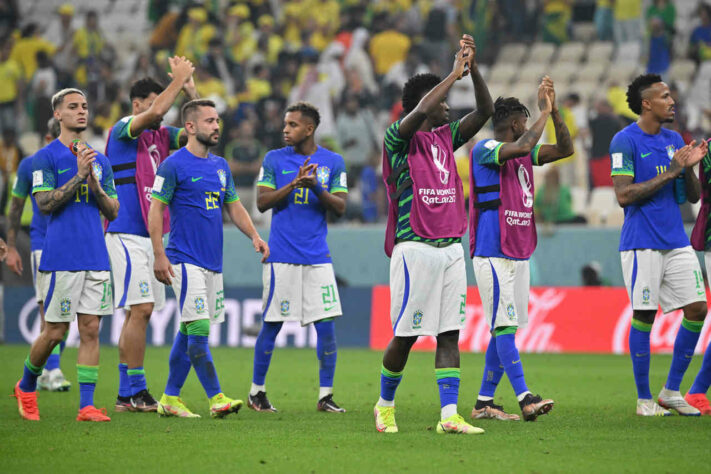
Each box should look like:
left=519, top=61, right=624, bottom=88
left=369, top=286, right=711, bottom=354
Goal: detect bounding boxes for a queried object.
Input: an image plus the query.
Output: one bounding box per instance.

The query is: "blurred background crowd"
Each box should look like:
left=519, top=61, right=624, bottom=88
left=1, top=0, right=710, bottom=227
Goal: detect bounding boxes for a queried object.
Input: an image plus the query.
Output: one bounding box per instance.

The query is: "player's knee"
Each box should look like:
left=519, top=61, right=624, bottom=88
left=77, top=316, right=101, bottom=339
left=436, top=330, right=459, bottom=347
left=130, top=303, right=154, bottom=323
left=684, top=301, right=708, bottom=322
left=632, top=310, right=656, bottom=325
left=45, top=322, right=68, bottom=346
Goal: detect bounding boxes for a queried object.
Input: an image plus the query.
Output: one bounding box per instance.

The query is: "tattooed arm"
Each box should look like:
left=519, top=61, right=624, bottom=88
left=537, top=107, right=575, bottom=164
left=34, top=174, right=86, bottom=214
left=88, top=175, right=120, bottom=221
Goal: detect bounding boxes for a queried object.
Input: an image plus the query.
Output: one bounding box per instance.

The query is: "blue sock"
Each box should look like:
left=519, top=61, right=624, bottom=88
left=629, top=320, right=653, bottom=399
left=60, top=340, right=66, bottom=354
left=690, top=341, right=711, bottom=394
left=435, top=368, right=461, bottom=409
left=19, top=357, right=43, bottom=392
left=165, top=329, right=191, bottom=397
left=315, top=320, right=337, bottom=390
left=128, top=367, right=147, bottom=396
left=187, top=335, right=221, bottom=398
left=479, top=336, right=504, bottom=398
left=252, top=321, right=282, bottom=385
left=666, top=318, right=704, bottom=391
left=379, top=365, right=403, bottom=402
left=79, top=384, right=96, bottom=409
left=118, top=363, right=130, bottom=398
left=496, top=331, right=529, bottom=396
left=45, top=344, right=61, bottom=371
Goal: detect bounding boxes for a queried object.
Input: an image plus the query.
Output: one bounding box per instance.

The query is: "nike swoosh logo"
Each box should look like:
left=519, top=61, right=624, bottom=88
left=324, top=350, right=336, bottom=356
left=324, top=305, right=337, bottom=312
left=191, top=177, right=203, bottom=182
left=58, top=168, right=71, bottom=174
left=282, top=170, right=296, bottom=175
left=512, top=359, right=520, bottom=364
left=635, top=352, right=649, bottom=357
left=641, top=152, right=652, bottom=158
left=264, top=350, right=273, bottom=355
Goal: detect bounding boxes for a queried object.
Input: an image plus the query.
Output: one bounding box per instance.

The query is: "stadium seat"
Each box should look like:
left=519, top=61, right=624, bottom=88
left=498, top=44, right=528, bottom=65
left=528, top=43, right=557, bottom=64
left=19, top=132, right=41, bottom=156
left=587, top=42, right=615, bottom=62
left=577, top=61, right=608, bottom=83
left=570, top=186, right=588, bottom=215
left=557, top=42, right=586, bottom=63
left=489, top=63, right=519, bottom=85
left=606, top=63, right=639, bottom=86
left=549, top=62, right=579, bottom=85
left=605, top=207, right=625, bottom=227
left=572, top=22, right=597, bottom=42
left=518, top=61, right=548, bottom=83
left=613, top=42, right=642, bottom=64
left=668, top=59, right=697, bottom=86
left=586, top=187, right=619, bottom=226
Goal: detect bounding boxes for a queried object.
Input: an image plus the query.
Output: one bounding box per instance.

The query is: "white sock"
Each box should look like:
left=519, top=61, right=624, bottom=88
left=319, top=386, right=333, bottom=400
left=377, top=397, right=394, bottom=407
left=250, top=383, right=265, bottom=396
left=441, top=404, right=457, bottom=420
left=516, top=391, right=531, bottom=402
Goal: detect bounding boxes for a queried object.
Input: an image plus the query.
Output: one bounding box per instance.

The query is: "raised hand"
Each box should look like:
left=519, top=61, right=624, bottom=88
left=452, top=46, right=471, bottom=80
left=537, top=79, right=553, bottom=114
left=168, top=56, right=195, bottom=85
left=75, top=143, right=96, bottom=180
left=459, top=34, right=476, bottom=68
left=542, top=76, right=556, bottom=108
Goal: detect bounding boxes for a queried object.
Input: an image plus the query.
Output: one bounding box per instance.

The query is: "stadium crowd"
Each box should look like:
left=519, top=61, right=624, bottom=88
left=1, top=0, right=711, bottom=225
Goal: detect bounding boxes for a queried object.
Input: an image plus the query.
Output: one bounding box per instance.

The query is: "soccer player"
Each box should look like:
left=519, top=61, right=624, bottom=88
left=12, top=88, right=120, bottom=422
left=469, top=77, right=570, bottom=422
left=249, top=101, right=348, bottom=413
left=610, top=73, right=708, bottom=416
left=105, top=56, right=197, bottom=413
left=686, top=142, right=711, bottom=416
left=375, top=35, right=493, bottom=434
left=149, top=99, right=269, bottom=418
left=6, top=118, right=71, bottom=392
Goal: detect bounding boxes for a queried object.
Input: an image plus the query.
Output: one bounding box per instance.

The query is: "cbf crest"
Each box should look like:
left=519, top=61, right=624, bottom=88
left=412, top=310, right=423, bottom=329
left=316, top=166, right=330, bottom=187
left=60, top=297, right=72, bottom=316
left=195, top=296, right=206, bottom=314
left=217, top=169, right=227, bottom=188
left=666, top=145, right=675, bottom=161
left=280, top=300, right=290, bottom=316
left=91, top=162, right=103, bottom=182
left=642, top=286, right=651, bottom=305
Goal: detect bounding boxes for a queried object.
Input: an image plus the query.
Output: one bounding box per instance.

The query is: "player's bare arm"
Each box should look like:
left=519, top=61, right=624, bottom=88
left=226, top=200, right=270, bottom=262
left=685, top=161, right=702, bottom=203
left=130, top=56, right=195, bottom=137
left=537, top=81, right=575, bottom=165
left=613, top=141, right=706, bottom=207
left=397, top=45, right=471, bottom=140
left=256, top=158, right=317, bottom=212
left=457, top=35, right=494, bottom=141
left=147, top=197, right=174, bottom=285
left=5, top=195, right=25, bottom=275
left=35, top=146, right=95, bottom=214
left=0, top=237, right=7, bottom=262
left=498, top=79, right=553, bottom=162
left=87, top=171, right=120, bottom=221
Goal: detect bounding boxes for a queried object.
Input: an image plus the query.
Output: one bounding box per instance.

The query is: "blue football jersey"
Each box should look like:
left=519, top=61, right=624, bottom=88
left=152, top=148, right=239, bottom=273
left=32, top=139, right=117, bottom=271
left=13, top=154, right=48, bottom=251
left=105, top=116, right=182, bottom=237
left=257, top=146, right=348, bottom=265
left=610, top=123, right=688, bottom=251
left=471, top=139, right=541, bottom=259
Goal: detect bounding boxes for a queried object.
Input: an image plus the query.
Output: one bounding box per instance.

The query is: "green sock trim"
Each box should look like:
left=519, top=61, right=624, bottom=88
left=179, top=322, right=188, bottom=335
left=24, top=356, right=43, bottom=375
left=494, top=326, right=518, bottom=336
left=631, top=319, right=653, bottom=332
left=435, top=368, right=461, bottom=380
left=681, top=317, right=704, bottom=333
left=320, top=317, right=334, bottom=322
left=50, top=344, right=61, bottom=355
left=186, top=319, right=210, bottom=336
left=77, top=365, right=99, bottom=384
left=127, top=368, right=145, bottom=376
left=381, top=365, right=403, bottom=379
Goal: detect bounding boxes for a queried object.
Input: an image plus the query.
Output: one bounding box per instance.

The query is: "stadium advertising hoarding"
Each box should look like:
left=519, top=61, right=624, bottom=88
left=370, top=286, right=711, bottom=354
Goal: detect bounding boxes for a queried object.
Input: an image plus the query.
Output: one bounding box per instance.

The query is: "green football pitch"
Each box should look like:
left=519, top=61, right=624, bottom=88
left=1, top=345, right=709, bottom=473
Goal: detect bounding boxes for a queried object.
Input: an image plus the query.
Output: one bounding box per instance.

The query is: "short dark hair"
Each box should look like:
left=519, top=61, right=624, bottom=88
left=181, top=99, right=216, bottom=124
left=47, top=118, right=61, bottom=139
left=401, top=73, right=441, bottom=114
left=492, top=96, right=530, bottom=128
left=286, top=101, right=320, bottom=128
left=130, top=78, right=164, bottom=100
left=627, top=74, right=663, bottom=115
left=51, top=88, right=86, bottom=110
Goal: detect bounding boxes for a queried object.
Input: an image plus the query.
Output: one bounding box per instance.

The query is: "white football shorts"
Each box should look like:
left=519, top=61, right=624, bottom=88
left=41, top=270, right=114, bottom=322
left=472, top=256, right=530, bottom=330
left=171, top=262, right=224, bottom=324
left=30, top=250, right=48, bottom=303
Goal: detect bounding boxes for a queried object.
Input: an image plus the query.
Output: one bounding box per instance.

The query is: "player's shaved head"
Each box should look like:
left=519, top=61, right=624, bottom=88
left=51, top=88, right=85, bottom=110
left=626, top=74, right=663, bottom=115
left=402, top=73, right=441, bottom=114
left=285, top=101, right=320, bottom=128
left=492, top=96, right=530, bottom=130
left=181, top=99, right=217, bottom=125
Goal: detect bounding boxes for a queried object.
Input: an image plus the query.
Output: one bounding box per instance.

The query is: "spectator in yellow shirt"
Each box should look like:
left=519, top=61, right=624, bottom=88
left=542, top=0, right=572, bottom=44
left=72, top=10, right=104, bottom=86
left=175, top=7, right=216, bottom=62
left=368, top=16, right=411, bottom=77
left=0, top=38, right=22, bottom=134
left=10, top=23, right=55, bottom=81
left=613, top=0, right=642, bottom=44
left=256, top=15, right=283, bottom=65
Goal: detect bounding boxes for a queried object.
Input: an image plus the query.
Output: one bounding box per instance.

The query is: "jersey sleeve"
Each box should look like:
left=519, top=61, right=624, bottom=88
left=609, top=133, right=635, bottom=177
left=114, top=116, right=138, bottom=141
left=474, top=139, right=503, bottom=166
left=329, top=155, right=348, bottom=193
left=99, top=156, right=117, bottom=198
left=12, top=157, right=32, bottom=198
left=152, top=159, right=178, bottom=204
left=531, top=144, right=543, bottom=166
left=257, top=152, right=276, bottom=189
left=449, top=120, right=468, bottom=150
left=384, top=120, right=409, bottom=163
left=224, top=162, right=240, bottom=203
left=165, top=125, right=184, bottom=149
left=31, top=149, right=56, bottom=193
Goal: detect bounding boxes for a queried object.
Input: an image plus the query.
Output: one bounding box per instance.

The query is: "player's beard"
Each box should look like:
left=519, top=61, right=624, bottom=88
left=196, top=131, right=219, bottom=147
